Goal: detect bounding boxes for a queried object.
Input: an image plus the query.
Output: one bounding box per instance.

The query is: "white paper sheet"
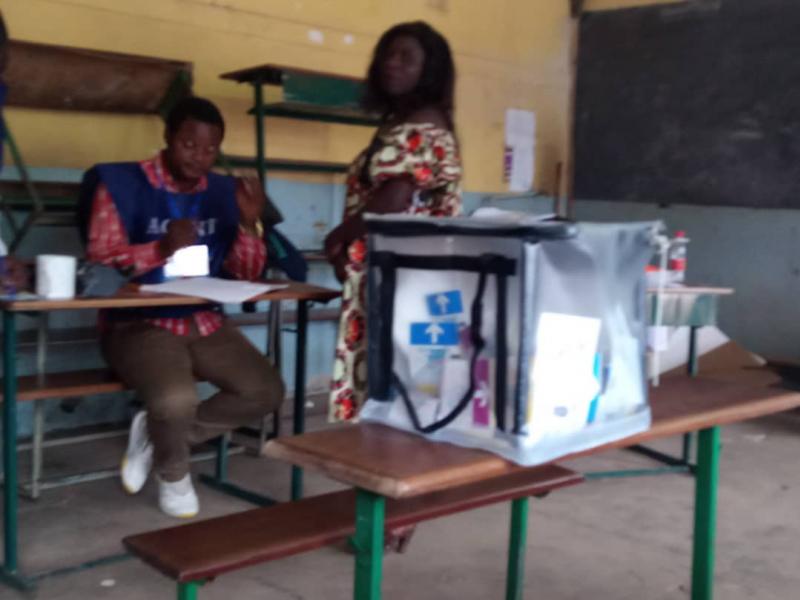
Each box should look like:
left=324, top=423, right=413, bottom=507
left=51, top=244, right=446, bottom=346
left=140, top=277, right=287, bottom=304
left=504, top=108, right=536, bottom=193
left=164, top=245, right=210, bottom=278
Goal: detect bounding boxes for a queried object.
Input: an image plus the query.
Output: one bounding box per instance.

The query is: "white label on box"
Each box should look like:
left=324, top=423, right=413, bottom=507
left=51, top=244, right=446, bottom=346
left=528, top=313, right=601, bottom=436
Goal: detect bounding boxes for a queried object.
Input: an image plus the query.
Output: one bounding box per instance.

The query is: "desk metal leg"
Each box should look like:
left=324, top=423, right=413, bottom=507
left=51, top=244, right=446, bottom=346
left=505, top=497, right=530, bottom=600
left=1, top=311, right=29, bottom=590
left=681, top=326, right=700, bottom=465
left=291, top=299, right=309, bottom=501
left=253, top=81, right=267, bottom=183
left=687, top=325, right=700, bottom=377
left=199, top=429, right=276, bottom=507
left=681, top=432, right=694, bottom=465
left=353, top=489, right=384, bottom=600
left=2, top=312, right=19, bottom=571
left=691, top=426, right=720, bottom=600
left=214, top=433, right=229, bottom=481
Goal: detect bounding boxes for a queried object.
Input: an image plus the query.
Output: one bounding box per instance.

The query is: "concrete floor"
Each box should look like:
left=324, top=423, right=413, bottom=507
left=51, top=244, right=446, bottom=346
left=1, top=411, right=799, bottom=600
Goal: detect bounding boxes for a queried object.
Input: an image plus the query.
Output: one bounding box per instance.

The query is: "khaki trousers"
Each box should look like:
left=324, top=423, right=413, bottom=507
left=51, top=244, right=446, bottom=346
left=102, top=320, right=284, bottom=481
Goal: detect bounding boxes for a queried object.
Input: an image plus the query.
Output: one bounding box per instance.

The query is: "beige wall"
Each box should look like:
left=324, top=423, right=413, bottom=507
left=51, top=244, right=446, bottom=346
left=0, top=0, right=579, bottom=194
left=0, top=0, right=684, bottom=192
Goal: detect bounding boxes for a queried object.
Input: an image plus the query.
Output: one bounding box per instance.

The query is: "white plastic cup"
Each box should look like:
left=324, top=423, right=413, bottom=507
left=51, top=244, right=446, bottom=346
left=36, top=255, right=77, bottom=299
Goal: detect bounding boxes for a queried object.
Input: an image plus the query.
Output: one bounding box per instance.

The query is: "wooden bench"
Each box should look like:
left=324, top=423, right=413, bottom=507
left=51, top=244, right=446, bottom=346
left=0, top=352, right=300, bottom=489
left=1, top=337, right=269, bottom=496
left=2, top=368, right=124, bottom=402
left=123, top=465, right=583, bottom=598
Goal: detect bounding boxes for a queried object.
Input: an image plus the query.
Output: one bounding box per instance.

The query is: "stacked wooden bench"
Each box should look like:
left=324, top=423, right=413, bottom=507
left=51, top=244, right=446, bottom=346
left=1, top=39, right=192, bottom=252
left=124, top=465, right=583, bottom=599
left=0, top=363, right=264, bottom=499
left=2, top=306, right=328, bottom=497
left=0, top=41, right=194, bottom=496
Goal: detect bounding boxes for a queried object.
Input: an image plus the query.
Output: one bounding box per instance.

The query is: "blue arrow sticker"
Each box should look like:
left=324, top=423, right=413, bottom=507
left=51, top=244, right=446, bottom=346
left=426, top=290, right=463, bottom=316
left=410, top=322, right=459, bottom=346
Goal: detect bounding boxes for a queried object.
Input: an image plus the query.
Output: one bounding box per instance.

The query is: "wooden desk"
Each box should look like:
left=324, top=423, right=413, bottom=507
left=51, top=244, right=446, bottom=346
left=0, top=281, right=339, bottom=590
left=648, top=285, right=734, bottom=332
left=628, top=285, right=736, bottom=476
left=0, top=281, right=338, bottom=312
left=265, top=374, right=800, bottom=600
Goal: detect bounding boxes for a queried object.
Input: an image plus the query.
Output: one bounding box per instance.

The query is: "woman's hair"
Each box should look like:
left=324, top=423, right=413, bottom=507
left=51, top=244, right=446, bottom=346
left=362, top=21, right=456, bottom=128
left=0, top=11, right=7, bottom=46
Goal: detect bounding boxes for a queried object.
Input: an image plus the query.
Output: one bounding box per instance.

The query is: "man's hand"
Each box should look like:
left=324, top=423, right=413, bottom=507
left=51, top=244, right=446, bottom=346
left=1, top=256, right=30, bottom=291
left=236, top=177, right=267, bottom=231
left=158, top=219, right=197, bottom=258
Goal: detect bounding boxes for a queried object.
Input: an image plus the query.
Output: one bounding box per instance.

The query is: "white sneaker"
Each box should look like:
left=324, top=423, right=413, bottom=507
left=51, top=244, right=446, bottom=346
left=121, top=411, right=153, bottom=495
left=158, top=474, right=199, bottom=519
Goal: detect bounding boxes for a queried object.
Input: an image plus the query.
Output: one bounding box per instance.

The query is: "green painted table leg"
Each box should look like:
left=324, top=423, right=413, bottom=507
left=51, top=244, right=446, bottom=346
left=691, top=426, right=721, bottom=600
left=353, top=489, right=385, bottom=600
left=2, top=311, right=19, bottom=574
left=177, top=581, right=202, bottom=600
left=505, top=497, right=530, bottom=600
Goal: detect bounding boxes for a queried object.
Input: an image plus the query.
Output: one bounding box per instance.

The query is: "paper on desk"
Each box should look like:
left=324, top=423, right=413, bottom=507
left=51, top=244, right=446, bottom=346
left=140, top=277, right=287, bottom=304
left=504, top=108, right=536, bottom=193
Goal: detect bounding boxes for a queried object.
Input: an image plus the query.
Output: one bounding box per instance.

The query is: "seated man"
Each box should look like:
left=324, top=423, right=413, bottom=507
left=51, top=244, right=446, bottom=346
left=85, top=96, right=284, bottom=518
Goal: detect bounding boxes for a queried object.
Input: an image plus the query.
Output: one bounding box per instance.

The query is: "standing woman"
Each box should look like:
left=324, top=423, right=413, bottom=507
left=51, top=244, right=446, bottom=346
left=325, top=21, right=462, bottom=423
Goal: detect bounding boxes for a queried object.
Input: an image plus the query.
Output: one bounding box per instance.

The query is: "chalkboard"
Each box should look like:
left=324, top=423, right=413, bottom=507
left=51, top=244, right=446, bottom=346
left=574, top=0, right=800, bottom=208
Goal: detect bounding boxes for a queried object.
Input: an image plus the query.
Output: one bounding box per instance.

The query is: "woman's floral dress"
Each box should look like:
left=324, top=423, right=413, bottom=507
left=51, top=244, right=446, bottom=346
left=329, top=122, right=463, bottom=421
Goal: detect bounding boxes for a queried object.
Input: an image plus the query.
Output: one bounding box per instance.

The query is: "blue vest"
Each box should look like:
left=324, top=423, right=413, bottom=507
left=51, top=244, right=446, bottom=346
left=89, top=162, right=240, bottom=320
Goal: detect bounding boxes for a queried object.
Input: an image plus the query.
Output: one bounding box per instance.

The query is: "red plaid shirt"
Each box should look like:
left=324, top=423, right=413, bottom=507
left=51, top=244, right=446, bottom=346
left=87, top=152, right=266, bottom=336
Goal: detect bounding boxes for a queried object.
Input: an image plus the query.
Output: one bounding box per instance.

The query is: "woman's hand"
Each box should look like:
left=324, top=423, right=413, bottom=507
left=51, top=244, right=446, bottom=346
left=331, top=252, right=348, bottom=283
left=324, top=227, right=349, bottom=283
left=324, top=227, right=345, bottom=262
